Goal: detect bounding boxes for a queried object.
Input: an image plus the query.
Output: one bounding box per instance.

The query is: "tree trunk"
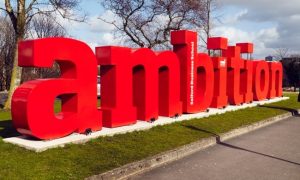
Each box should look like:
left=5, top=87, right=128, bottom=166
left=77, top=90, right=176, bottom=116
left=0, top=60, right=4, bottom=91
left=4, top=40, right=21, bottom=110
left=3, top=0, right=26, bottom=109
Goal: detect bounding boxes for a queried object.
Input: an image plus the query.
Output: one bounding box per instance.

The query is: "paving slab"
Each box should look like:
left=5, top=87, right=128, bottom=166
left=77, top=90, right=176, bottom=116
left=132, top=115, right=300, bottom=180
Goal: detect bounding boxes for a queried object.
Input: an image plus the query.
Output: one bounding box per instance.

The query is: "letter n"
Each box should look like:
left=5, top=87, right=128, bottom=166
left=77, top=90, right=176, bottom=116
left=268, top=62, right=283, bottom=98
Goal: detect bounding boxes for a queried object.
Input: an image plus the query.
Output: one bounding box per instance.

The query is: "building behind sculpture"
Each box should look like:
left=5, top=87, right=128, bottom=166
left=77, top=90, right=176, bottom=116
left=281, top=57, right=300, bottom=89
left=265, top=56, right=273, bottom=61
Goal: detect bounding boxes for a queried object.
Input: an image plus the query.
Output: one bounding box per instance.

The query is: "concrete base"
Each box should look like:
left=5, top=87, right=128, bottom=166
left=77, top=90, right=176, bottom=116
left=3, top=97, right=289, bottom=152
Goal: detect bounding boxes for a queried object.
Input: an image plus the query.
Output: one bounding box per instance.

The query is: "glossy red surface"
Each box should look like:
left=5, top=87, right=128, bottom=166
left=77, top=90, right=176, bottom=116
left=12, top=38, right=101, bottom=139
left=11, top=30, right=283, bottom=140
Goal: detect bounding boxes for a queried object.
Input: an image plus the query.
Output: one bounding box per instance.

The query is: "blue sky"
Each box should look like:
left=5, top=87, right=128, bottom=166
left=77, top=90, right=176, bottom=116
left=2, top=0, right=299, bottom=58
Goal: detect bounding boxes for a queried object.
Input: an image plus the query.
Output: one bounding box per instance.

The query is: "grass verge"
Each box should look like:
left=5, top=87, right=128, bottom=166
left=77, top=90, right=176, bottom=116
left=0, top=93, right=299, bottom=180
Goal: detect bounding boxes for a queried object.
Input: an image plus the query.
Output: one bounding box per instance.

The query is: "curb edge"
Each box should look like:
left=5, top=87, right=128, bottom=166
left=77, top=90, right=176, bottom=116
left=86, top=111, right=295, bottom=180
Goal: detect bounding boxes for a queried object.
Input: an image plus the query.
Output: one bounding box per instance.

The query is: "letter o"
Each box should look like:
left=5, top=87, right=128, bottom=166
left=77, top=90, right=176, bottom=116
left=253, top=61, right=270, bottom=100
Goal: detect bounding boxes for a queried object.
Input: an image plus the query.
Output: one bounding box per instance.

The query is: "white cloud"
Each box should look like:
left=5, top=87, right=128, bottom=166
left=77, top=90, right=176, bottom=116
left=89, top=11, right=116, bottom=33
left=220, top=0, right=300, bottom=55
left=102, top=33, right=114, bottom=44
left=212, top=26, right=254, bottom=43
left=222, top=9, right=248, bottom=24
left=26, top=0, right=298, bottom=58
left=51, top=10, right=120, bottom=51
left=222, top=0, right=300, bottom=18
left=211, top=24, right=279, bottom=58
left=51, top=9, right=116, bottom=34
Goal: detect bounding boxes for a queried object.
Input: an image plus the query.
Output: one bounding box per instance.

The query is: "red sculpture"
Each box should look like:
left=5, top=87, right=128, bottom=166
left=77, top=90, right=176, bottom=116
left=268, top=62, right=283, bottom=98
left=96, top=46, right=182, bottom=127
left=197, top=53, right=214, bottom=111
left=208, top=37, right=228, bottom=108
left=224, top=46, right=244, bottom=105
left=11, top=30, right=283, bottom=140
left=253, top=61, right=270, bottom=100
left=96, top=47, right=137, bottom=127
left=171, top=30, right=214, bottom=112
left=237, top=43, right=254, bottom=103
left=171, top=30, right=199, bottom=113
left=12, top=38, right=101, bottom=139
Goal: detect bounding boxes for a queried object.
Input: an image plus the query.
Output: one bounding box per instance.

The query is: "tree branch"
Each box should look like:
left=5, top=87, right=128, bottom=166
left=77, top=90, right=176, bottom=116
left=5, top=0, right=17, bottom=33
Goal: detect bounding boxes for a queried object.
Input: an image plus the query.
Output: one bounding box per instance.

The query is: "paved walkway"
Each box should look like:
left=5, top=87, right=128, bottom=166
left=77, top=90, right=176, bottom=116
left=132, top=116, right=300, bottom=180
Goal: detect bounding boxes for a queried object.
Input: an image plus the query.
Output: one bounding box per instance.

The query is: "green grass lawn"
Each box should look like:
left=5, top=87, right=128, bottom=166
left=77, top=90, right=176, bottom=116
left=0, top=94, right=299, bottom=179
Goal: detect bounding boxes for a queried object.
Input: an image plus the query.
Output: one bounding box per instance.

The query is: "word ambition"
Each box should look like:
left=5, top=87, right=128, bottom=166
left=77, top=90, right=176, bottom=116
left=12, top=30, right=283, bottom=140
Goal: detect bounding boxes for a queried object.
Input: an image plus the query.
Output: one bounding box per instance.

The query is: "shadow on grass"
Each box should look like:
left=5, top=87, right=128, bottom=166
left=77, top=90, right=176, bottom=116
left=182, top=125, right=221, bottom=141
left=0, top=120, right=20, bottom=138
left=258, top=105, right=300, bottom=116
left=183, top=125, right=300, bottom=166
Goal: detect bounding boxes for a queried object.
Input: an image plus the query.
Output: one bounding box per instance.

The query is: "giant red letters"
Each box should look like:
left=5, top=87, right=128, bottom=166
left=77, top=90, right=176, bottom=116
left=12, top=38, right=101, bottom=139
left=171, top=31, right=199, bottom=113
left=197, top=53, right=214, bottom=111
left=95, top=47, right=137, bottom=127
left=96, top=47, right=182, bottom=127
left=208, top=37, right=228, bottom=108
left=237, top=43, right=254, bottom=103
left=253, top=61, right=270, bottom=100
left=268, top=62, right=283, bottom=98
left=224, top=46, right=244, bottom=105
left=11, top=30, right=283, bottom=140
left=171, top=31, right=214, bottom=113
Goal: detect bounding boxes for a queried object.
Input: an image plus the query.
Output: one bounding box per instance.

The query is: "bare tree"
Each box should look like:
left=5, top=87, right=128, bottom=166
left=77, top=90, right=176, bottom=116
left=198, top=0, right=220, bottom=55
left=21, top=14, right=66, bottom=82
left=0, top=0, right=85, bottom=109
left=274, top=48, right=289, bottom=60
left=289, top=54, right=300, bottom=58
left=30, top=14, right=66, bottom=38
left=0, top=17, right=15, bottom=92
left=101, top=0, right=206, bottom=49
